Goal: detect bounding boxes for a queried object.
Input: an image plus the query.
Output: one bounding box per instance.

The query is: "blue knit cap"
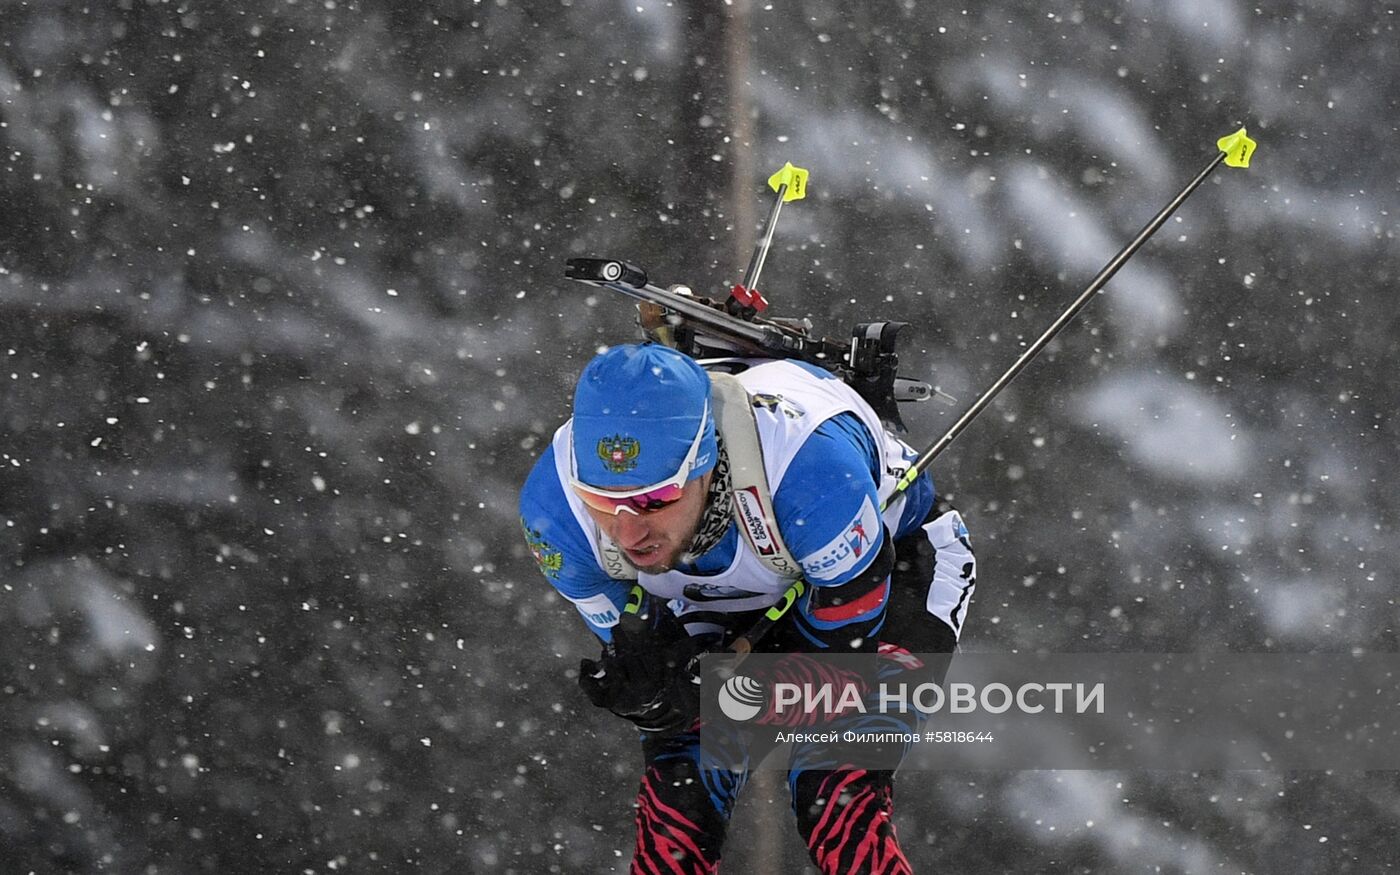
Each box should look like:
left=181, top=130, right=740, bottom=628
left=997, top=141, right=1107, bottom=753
left=571, top=344, right=717, bottom=489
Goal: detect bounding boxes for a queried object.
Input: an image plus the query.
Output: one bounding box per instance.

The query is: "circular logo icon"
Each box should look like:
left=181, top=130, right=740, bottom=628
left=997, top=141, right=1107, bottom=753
left=717, top=674, right=766, bottom=722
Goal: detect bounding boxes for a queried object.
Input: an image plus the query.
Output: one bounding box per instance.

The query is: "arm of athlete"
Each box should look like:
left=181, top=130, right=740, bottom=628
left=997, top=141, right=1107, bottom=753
left=768, top=413, right=901, bottom=654
left=519, top=443, right=633, bottom=643
left=520, top=445, right=702, bottom=733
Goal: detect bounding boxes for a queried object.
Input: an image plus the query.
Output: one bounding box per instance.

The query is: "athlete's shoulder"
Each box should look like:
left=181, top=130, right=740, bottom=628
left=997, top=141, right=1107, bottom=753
left=518, top=441, right=611, bottom=597
left=519, top=441, right=568, bottom=522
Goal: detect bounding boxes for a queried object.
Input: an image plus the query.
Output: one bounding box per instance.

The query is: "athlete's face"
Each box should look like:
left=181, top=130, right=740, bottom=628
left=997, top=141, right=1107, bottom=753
left=581, top=472, right=712, bottom=573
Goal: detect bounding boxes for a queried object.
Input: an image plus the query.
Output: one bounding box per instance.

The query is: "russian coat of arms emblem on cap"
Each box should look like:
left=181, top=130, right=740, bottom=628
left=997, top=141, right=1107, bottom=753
left=597, top=435, right=641, bottom=473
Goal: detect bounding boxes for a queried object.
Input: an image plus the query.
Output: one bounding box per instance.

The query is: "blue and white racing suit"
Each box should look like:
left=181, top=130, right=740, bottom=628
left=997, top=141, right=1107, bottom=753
left=520, top=358, right=975, bottom=652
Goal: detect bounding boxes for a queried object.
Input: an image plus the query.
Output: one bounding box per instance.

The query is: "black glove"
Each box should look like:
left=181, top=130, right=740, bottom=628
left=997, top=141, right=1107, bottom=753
left=579, top=606, right=705, bottom=735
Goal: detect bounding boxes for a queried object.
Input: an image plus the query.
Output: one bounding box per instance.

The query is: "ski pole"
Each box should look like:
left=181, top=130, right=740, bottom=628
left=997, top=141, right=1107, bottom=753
left=729, top=127, right=1257, bottom=657
left=728, top=162, right=808, bottom=315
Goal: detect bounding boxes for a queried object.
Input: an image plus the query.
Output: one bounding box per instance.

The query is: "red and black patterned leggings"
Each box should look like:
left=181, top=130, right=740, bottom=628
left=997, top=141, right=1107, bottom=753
left=629, top=726, right=913, bottom=875
left=628, top=517, right=964, bottom=874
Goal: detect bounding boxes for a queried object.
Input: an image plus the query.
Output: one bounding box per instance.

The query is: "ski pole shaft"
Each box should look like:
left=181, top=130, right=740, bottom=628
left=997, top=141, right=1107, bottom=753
left=730, top=163, right=809, bottom=313
left=730, top=128, right=1256, bottom=658
left=740, top=182, right=787, bottom=292
left=894, top=146, right=1232, bottom=496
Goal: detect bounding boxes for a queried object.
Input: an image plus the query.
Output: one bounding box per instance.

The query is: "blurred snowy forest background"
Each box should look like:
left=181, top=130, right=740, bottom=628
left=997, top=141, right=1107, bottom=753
left=2, top=0, right=1396, bottom=872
